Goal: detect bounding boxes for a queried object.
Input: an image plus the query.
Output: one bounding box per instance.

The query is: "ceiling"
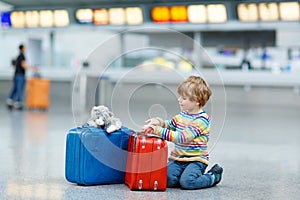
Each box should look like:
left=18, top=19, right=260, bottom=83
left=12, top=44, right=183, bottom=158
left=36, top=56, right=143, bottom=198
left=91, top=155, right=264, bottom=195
left=1, top=0, right=198, bottom=8
left=1, top=0, right=246, bottom=9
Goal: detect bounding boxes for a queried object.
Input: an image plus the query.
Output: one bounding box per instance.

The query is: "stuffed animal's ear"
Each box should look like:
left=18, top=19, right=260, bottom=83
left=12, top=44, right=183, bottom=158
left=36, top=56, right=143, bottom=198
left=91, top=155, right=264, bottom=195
left=98, top=105, right=107, bottom=110
left=90, top=106, right=96, bottom=116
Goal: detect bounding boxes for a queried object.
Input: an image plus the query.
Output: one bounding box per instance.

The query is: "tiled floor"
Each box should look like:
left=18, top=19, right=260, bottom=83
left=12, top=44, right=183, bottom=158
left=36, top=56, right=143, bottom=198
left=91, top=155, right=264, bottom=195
left=0, top=84, right=300, bottom=200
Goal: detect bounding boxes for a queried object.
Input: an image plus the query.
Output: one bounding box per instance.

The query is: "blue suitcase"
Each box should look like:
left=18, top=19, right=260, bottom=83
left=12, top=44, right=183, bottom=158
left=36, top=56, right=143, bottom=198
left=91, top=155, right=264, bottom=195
left=65, top=124, right=131, bottom=185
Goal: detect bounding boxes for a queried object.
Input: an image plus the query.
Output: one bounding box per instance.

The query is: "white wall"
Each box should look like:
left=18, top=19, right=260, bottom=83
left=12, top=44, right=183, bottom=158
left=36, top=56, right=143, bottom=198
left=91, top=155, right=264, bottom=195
left=0, top=29, right=51, bottom=69
left=55, top=29, right=119, bottom=68
left=0, top=31, right=31, bottom=69
left=276, top=27, right=300, bottom=47
left=1, top=26, right=300, bottom=71
left=0, top=27, right=119, bottom=71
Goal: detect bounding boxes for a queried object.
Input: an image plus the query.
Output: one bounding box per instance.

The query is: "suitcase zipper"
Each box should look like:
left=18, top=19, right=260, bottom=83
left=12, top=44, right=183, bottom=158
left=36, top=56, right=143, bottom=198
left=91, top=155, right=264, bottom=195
left=154, top=180, right=158, bottom=190
left=138, top=179, right=143, bottom=190
left=133, top=134, right=137, bottom=153
left=141, top=136, right=146, bottom=149
left=157, top=139, right=161, bottom=149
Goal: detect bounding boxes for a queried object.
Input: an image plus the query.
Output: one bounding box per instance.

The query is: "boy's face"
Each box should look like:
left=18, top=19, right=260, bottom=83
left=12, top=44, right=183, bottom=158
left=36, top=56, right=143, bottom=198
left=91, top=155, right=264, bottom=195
left=178, top=95, right=200, bottom=114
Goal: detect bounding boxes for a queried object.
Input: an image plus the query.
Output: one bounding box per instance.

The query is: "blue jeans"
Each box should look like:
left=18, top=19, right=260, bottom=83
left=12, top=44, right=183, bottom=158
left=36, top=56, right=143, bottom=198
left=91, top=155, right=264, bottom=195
left=167, top=161, right=213, bottom=189
left=8, top=74, right=26, bottom=102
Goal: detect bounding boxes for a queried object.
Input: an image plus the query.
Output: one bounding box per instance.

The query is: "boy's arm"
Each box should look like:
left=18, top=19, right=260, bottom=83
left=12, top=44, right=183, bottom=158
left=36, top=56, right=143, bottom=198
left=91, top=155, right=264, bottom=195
left=146, top=116, right=177, bottom=130
left=161, top=115, right=179, bottom=131
left=154, top=119, right=209, bottom=143
left=159, top=116, right=177, bottom=131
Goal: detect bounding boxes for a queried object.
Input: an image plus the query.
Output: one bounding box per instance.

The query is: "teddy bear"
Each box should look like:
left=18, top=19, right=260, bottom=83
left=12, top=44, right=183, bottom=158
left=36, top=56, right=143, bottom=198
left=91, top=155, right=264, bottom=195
left=87, top=105, right=122, bottom=133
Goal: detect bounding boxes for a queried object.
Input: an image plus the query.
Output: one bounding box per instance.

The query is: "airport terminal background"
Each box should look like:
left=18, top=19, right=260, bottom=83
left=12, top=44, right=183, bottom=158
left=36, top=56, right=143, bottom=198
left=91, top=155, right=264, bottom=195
left=1, top=0, right=300, bottom=199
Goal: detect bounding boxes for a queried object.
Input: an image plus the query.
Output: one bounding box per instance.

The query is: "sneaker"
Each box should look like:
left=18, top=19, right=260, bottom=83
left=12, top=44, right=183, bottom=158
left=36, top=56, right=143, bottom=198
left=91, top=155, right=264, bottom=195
left=6, top=99, right=14, bottom=109
left=207, top=164, right=223, bottom=186
left=14, top=101, right=23, bottom=110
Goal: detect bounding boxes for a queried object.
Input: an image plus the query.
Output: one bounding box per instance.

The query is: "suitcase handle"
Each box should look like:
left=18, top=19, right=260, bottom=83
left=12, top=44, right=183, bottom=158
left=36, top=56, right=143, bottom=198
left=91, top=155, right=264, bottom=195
left=133, top=132, right=161, bottom=138
left=132, top=132, right=163, bottom=152
left=77, top=123, right=91, bottom=129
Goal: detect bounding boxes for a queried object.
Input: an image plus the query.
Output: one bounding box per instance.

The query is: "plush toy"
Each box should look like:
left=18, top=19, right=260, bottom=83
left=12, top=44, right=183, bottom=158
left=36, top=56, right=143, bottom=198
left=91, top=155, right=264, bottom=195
left=88, top=105, right=122, bottom=133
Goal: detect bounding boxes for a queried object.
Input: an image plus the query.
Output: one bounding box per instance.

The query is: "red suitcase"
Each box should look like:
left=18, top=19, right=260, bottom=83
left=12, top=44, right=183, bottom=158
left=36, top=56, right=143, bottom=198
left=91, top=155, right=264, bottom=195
left=125, top=133, right=168, bottom=191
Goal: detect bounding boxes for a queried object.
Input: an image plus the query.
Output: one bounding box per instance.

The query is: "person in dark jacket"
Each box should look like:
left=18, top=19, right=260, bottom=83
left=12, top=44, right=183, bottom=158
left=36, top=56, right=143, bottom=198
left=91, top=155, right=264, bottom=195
left=6, top=44, right=37, bottom=110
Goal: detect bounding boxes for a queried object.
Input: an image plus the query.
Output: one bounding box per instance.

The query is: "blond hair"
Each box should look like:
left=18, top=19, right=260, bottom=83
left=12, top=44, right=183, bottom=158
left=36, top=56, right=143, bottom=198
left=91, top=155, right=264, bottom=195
left=177, top=76, right=212, bottom=107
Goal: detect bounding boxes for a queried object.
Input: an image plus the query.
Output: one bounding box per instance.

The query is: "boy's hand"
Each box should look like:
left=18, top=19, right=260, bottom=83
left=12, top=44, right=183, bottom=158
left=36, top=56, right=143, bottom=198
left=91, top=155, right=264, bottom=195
left=142, top=124, right=156, bottom=134
left=145, top=118, right=161, bottom=126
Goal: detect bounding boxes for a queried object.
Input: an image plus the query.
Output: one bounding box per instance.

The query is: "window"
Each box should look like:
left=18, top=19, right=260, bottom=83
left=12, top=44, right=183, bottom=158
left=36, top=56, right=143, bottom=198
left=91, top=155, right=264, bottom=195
left=238, top=4, right=258, bottom=21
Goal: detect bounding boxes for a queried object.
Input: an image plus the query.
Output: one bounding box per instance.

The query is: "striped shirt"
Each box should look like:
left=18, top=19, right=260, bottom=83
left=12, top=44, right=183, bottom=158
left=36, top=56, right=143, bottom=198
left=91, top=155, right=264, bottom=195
left=154, top=111, right=210, bottom=164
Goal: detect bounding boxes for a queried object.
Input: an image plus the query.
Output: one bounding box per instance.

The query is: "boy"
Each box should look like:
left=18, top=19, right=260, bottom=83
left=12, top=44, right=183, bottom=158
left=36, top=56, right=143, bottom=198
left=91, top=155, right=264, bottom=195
left=143, top=75, right=223, bottom=189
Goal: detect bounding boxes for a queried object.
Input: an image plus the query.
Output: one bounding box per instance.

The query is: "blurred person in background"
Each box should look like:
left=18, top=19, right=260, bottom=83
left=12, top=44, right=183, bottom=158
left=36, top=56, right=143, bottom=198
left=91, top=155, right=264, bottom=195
left=6, top=44, right=37, bottom=110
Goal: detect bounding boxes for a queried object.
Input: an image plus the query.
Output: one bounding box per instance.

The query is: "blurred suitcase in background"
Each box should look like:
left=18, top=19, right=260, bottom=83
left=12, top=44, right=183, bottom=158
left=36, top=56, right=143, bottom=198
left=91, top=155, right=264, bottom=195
left=65, top=124, right=131, bottom=185
left=125, top=133, right=168, bottom=191
left=26, top=78, right=50, bottom=109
